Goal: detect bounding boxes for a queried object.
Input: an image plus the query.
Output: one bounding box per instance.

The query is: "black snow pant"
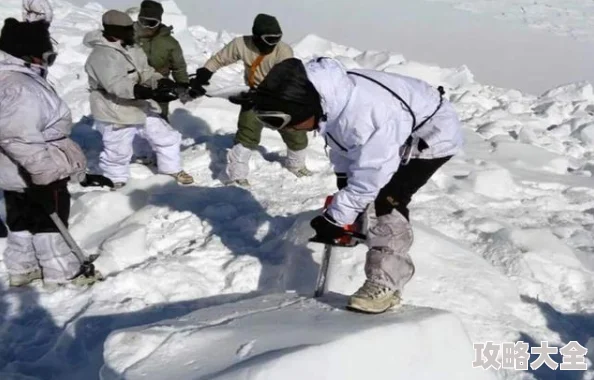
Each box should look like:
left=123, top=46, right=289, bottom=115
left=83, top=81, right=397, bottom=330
left=4, top=179, right=71, bottom=234
left=374, top=156, right=452, bottom=221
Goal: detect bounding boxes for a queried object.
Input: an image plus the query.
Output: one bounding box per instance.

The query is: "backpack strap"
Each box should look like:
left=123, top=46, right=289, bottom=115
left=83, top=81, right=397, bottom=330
left=346, top=71, right=445, bottom=154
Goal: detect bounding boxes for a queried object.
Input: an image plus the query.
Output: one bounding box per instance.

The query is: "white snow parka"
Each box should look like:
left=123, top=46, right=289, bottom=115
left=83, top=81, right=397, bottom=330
left=84, top=30, right=162, bottom=126
left=0, top=51, right=86, bottom=192
left=305, top=58, right=463, bottom=225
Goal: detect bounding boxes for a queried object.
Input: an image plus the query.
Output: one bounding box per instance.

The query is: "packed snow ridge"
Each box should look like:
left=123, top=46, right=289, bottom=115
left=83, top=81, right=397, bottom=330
left=0, top=0, right=593, bottom=379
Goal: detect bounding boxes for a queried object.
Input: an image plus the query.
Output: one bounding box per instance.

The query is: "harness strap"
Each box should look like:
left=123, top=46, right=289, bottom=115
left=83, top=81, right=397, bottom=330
left=347, top=71, right=445, bottom=152
left=248, top=55, right=266, bottom=88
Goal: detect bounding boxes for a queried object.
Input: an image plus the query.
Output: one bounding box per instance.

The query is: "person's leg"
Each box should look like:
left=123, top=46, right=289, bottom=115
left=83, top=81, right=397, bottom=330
left=97, top=122, right=137, bottom=186
left=349, top=156, right=452, bottom=313
left=279, top=129, right=311, bottom=177
left=226, top=108, right=262, bottom=184
left=29, top=180, right=82, bottom=284
left=140, top=115, right=193, bottom=184
left=3, top=191, right=41, bottom=286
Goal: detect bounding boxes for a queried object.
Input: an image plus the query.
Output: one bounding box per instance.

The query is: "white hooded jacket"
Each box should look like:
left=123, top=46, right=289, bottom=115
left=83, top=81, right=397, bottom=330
left=304, top=58, right=463, bottom=225
left=0, top=50, right=86, bottom=192
left=84, top=30, right=162, bottom=126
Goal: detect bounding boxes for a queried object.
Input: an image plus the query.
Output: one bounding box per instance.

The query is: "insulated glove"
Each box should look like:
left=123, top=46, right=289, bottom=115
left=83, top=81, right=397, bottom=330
left=156, top=78, right=176, bottom=92
left=228, top=91, right=255, bottom=107
left=310, top=213, right=347, bottom=243
left=193, top=67, right=213, bottom=86
left=133, top=84, right=153, bottom=100
left=80, top=174, right=114, bottom=188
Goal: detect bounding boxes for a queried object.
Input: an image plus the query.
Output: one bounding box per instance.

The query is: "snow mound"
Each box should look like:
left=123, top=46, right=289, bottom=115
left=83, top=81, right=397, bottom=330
left=100, top=294, right=495, bottom=380
left=293, top=34, right=362, bottom=60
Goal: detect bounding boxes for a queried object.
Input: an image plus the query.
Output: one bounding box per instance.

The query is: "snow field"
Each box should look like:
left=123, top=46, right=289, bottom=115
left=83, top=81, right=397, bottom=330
left=0, top=0, right=592, bottom=379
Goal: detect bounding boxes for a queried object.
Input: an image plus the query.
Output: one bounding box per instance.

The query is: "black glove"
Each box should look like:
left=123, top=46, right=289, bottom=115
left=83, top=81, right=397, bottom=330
left=151, top=87, right=179, bottom=103
left=310, top=213, right=347, bottom=243
left=228, top=91, right=255, bottom=107
left=193, top=67, right=213, bottom=86
left=80, top=174, right=114, bottom=188
left=188, top=85, right=206, bottom=99
left=157, top=78, right=176, bottom=92
left=335, top=172, right=348, bottom=190
left=133, top=84, right=153, bottom=100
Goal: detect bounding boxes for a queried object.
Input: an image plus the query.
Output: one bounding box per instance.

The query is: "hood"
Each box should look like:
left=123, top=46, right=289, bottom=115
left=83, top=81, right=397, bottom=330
left=0, top=49, right=46, bottom=77
left=83, top=29, right=125, bottom=51
left=304, top=58, right=355, bottom=130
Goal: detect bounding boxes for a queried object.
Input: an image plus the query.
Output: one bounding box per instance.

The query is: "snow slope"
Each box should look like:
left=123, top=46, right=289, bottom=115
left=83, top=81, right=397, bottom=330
left=0, top=0, right=593, bottom=379
left=425, top=0, right=594, bottom=41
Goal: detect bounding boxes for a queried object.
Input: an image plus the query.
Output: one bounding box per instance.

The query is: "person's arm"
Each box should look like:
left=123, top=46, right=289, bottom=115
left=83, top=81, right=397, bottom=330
left=169, top=37, right=189, bottom=84
left=327, top=116, right=409, bottom=226
left=0, top=85, right=66, bottom=185
left=86, top=49, right=138, bottom=98
left=203, top=37, right=243, bottom=72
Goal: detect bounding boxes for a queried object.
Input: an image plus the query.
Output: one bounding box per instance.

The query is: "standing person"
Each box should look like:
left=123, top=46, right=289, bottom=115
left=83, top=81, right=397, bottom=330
left=135, top=0, right=191, bottom=121
left=250, top=57, right=463, bottom=313
left=84, top=10, right=194, bottom=188
left=190, top=14, right=310, bottom=187
left=0, top=18, right=108, bottom=287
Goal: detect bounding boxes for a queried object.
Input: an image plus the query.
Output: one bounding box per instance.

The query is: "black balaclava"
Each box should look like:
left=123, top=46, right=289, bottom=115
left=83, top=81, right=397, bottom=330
left=0, top=18, right=53, bottom=64
left=254, top=58, right=323, bottom=127
left=102, top=10, right=135, bottom=47
left=251, top=13, right=282, bottom=55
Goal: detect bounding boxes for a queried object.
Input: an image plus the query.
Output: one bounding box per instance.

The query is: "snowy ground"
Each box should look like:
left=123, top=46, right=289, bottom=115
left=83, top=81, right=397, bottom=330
left=424, top=0, right=594, bottom=41
left=0, top=0, right=594, bottom=379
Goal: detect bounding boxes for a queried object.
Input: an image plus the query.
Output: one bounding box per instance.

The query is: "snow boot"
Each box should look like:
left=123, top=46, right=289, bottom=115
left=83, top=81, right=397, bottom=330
left=347, top=280, right=401, bottom=314
left=223, top=178, right=250, bottom=187
left=9, top=269, right=42, bottom=287
left=111, top=182, right=126, bottom=191
left=170, top=170, right=194, bottom=185
left=287, top=166, right=313, bottom=178
left=70, top=270, right=104, bottom=286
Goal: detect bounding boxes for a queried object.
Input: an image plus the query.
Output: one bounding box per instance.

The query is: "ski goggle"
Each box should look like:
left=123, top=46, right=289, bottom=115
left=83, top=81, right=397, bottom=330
left=254, top=110, right=292, bottom=130
left=138, top=17, right=161, bottom=29
left=43, top=51, right=58, bottom=67
left=259, top=34, right=282, bottom=46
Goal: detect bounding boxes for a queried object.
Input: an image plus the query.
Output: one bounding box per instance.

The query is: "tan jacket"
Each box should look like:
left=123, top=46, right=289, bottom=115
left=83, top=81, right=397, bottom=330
left=83, top=30, right=162, bottom=126
left=204, top=36, right=293, bottom=88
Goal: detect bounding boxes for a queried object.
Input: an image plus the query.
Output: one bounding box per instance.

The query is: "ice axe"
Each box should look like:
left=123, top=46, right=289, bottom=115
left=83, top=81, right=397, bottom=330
left=310, top=196, right=367, bottom=298
left=48, top=213, right=98, bottom=279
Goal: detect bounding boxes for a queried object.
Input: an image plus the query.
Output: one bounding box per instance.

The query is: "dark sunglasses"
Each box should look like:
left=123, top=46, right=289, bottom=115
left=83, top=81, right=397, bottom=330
left=139, top=17, right=161, bottom=29
left=260, top=34, right=282, bottom=46
left=254, top=110, right=292, bottom=130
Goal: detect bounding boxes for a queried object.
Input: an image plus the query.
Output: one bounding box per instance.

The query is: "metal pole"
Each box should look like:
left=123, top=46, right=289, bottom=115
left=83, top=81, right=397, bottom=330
left=48, top=212, right=86, bottom=264
left=314, top=244, right=333, bottom=298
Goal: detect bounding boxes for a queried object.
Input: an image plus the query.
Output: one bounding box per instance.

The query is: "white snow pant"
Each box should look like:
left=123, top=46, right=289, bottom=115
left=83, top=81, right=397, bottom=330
left=3, top=230, right=80, bottom=283
left=365, top=210, right=415, bottom=292
left=226, top=145, right=307, bottom=181
left=226, top=144, right=252, bottom=181
left=285, top=148, right=307, bottom=170
left=97, top=116, right=182, bottom=183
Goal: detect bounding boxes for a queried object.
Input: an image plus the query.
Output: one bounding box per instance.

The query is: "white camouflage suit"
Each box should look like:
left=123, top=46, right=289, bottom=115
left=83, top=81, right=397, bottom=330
left=0, top=51, right=87, bottom=283
left=305, top=58, right=463, bottom=292
left=83, top=30, right=182, bottom=184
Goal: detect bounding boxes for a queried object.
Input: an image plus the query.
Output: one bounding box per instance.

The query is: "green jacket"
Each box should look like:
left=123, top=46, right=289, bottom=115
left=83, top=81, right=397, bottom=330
left=136, top=24, right=189, bottom=84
